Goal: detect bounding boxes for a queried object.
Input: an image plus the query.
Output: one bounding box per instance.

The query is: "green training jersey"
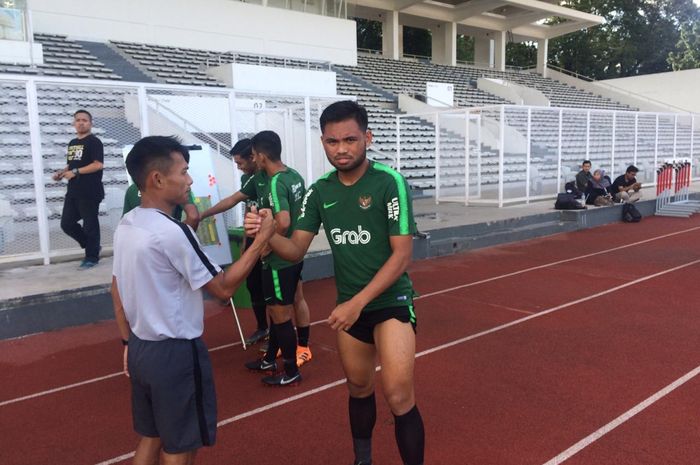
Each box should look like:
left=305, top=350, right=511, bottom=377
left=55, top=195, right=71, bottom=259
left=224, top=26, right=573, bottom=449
left=240, top=173, right=258, bottom=212
left=258, top=167, right=305, bottom=270
left=296, top=161, right=416, bottom=311
left=122, top=183, right=193, bottom=219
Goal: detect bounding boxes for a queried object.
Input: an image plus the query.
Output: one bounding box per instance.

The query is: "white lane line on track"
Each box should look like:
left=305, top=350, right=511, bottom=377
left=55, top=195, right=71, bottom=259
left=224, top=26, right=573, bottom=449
left=3, top=225, right=699, bottom=409
left=0, top=372, right=123, bottom=408
left=541, top=364, right=700, bottom=465
left=95, top=258, right=700, bottom=465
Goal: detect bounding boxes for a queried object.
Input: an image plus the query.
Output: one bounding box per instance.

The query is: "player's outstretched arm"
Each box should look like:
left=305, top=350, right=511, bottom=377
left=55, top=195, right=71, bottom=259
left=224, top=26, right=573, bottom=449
left=182, top=203, right=200, bottom=231
left=111, top=276, right=130, bottom=377
left=204, top=211, right=275, bottom=300
left=200, top=191, right=248, bottom=220
left=245, top=208, right=313, bottom=262
left=328, top=235, right=413, bottom=331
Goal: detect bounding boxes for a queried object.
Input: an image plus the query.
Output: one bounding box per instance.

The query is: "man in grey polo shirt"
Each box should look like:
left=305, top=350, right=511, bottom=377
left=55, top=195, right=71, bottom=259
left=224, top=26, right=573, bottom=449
left=111, top=136, right=274, bottom=465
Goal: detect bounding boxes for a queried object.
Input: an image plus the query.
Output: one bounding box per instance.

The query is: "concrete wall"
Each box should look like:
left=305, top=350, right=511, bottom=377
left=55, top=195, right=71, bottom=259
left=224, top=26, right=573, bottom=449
left=477, top=78, right=549, bottom=106
left=28, top=0, right=357, bottom=65
left=596, top=69, right=700, bottom=114
left=0, top=39, right=42, bottom=65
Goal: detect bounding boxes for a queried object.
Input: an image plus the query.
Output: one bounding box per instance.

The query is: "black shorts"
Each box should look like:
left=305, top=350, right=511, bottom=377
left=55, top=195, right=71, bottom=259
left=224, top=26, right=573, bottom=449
left=262, top=261, right=303, bottom=306
left=246, top=258, right=265, bottom=307
left=346, top=305, right=417, bottom=344
left=128, top=334, right=217, bottom=454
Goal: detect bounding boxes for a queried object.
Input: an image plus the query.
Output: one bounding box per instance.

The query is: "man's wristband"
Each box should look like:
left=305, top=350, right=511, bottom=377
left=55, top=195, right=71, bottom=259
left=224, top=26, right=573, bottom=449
left=72, top=168, right=80, bottom=177
left=121, top=339, right=128, bottom=346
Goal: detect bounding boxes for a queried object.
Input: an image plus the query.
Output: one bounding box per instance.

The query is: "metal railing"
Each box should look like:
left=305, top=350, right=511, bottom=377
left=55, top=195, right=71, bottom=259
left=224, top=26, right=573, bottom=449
left=396, top=104, right=699, bottom=207
left=0, top=74, right=348, bottom=265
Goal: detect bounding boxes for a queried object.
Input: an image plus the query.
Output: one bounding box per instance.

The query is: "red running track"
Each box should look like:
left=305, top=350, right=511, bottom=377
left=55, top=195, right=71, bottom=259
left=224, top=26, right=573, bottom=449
left=2, top=216, right=700, bottom=465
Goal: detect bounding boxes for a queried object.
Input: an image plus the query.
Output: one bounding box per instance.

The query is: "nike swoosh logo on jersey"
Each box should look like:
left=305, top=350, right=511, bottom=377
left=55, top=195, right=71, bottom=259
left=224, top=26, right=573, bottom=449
left=323, top=201, right=339, bottom=209
left=257, top=183, right=266, bottom=186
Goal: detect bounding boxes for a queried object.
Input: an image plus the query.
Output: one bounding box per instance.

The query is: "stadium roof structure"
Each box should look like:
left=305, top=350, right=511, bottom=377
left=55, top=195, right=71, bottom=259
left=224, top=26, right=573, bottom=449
left=350, top=0, right=605, bottom=41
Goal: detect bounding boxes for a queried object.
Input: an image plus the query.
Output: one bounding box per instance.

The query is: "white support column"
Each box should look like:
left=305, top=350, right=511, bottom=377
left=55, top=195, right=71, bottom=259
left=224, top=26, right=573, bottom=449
left=654, top=114, right=659, bottom=171
left=493, top=30, right=506, bottom=71
left=585, top=110, right=590, bottom=160
left=382, top=11, right=401, bottom=60
left=690, top=116, right=695, bottom=179
left=673, top=114, right=678, bottom=161
left=432, top=22, right=457, bottom=66
left=26, top=79, right=51, bottom=265
left=536, top=38, right=548, bottom=77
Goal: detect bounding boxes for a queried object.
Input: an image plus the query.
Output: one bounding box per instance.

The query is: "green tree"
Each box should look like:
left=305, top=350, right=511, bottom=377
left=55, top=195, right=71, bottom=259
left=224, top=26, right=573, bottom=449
left=506, top=41, right=537, bottom=68
left=668, top=22, right=700, bottom=70
left=354, top=17, right=382, bottom=52
left=549, top=0, right=700, bottom=79
left=403, top=26, right=431, bottom=57
left=457, top=34, right=474, bottom=62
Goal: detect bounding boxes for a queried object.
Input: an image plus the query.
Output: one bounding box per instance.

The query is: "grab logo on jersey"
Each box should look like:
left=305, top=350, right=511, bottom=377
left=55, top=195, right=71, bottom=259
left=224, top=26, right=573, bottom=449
left=330, top=226, right=371, bottom=245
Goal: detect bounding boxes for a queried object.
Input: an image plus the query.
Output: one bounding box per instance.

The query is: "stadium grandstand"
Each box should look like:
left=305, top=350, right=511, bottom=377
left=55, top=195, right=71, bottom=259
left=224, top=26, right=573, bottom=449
left=1, top=0, right=697, bottom=266
left=2, top=1, right=700, bottom=464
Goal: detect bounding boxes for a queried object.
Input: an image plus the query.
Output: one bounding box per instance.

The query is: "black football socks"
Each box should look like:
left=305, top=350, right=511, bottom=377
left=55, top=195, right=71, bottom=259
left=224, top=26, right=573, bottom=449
left=394, top=404, right=424, bottom=465
left=349, top=393, right=376, bottom=464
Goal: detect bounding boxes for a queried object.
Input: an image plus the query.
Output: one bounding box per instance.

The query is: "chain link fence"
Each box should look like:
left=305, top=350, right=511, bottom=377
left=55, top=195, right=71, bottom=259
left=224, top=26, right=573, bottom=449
left=0, top=75, right=346, bottom=264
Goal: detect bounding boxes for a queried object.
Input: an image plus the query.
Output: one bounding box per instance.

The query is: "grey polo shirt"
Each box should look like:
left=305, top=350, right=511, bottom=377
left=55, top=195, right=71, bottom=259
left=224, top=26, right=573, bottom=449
left=113, top=207, right=221, bottom=341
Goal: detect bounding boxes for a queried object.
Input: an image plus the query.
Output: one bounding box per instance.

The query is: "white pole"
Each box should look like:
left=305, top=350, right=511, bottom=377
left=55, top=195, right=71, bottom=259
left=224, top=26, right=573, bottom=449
left=654, top=114, right=659, bottom=178
left=303, top=97, right=313, bottom=187
left=690, top=115, right=696, bottom=180
left=611, top=112, right=616, bottom=179
left=435, top=112, right=440, bottom=205
left=477, top=115, right=482, bottom=198
left=137, top=85, right=150, bottom=137
left=26, top=79, right=51, bottom=265
left=498, top=106, right=505, bottom=208
left=525, top=108, right=531, bottom=203
left=395, top=115, right=401, bottom=172
left=672, top=114, right=678, bottom=162
left=633, top=113, right=638, bottom=166
left=557, top=108, right=562, bottom=192
left=227, top=90, right=243, bottom=226
left=464, top=111, right=470, bottom=205
left=585, top=109, right=590, bottom=161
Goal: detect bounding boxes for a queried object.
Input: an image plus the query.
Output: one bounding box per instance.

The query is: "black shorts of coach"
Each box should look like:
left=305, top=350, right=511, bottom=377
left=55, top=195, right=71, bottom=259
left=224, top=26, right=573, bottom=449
left=346, top=305, right=417, bottom=344
left=127, top=334, right=217, bottom=453
left=262, top=261, right=303, bottom=306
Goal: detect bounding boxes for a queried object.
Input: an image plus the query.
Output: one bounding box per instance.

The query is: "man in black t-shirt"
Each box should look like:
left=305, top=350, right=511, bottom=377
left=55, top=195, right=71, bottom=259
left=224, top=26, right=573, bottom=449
left=611, top=165, right=642, bottom=203
left=52, top=109, right=105, bottom=269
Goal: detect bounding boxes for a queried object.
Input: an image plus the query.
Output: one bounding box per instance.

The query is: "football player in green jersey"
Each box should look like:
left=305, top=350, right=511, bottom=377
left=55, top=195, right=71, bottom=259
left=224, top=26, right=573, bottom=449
left=198, top=139, right=269, bottom=344
left=243, top=130, right=313, bottom=385
left=246, top=101, right=424, bottom=465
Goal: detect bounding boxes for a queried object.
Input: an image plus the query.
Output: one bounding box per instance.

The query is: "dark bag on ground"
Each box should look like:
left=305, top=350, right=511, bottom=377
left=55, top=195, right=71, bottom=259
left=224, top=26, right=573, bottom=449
left=622, top=203, right=642, bottom=223
left=555, top=192, right=585, bottom=210
left=564, top=181, right=582, bottom=198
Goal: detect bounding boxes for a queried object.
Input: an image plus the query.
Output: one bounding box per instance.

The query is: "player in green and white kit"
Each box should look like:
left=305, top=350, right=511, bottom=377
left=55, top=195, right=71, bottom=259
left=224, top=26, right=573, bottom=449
left=246, top=102, right=424, bottom=465
left=243, top=130, right=312, bottom=385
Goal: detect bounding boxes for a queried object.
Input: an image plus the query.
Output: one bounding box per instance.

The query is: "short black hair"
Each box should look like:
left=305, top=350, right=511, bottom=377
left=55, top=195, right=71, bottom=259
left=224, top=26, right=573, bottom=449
left=126, top=136, right=187, bottom=191
left=230, top=138, right=253, bottom=159
left=582, top=160, right=591, bottom=165
left=320, top=100, right=368, bottom=133
left=74, top=109, right=92, bottom=121
left=251, top=131, right=282, bottom=162
left=626, top=164, right=639, bottom=173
